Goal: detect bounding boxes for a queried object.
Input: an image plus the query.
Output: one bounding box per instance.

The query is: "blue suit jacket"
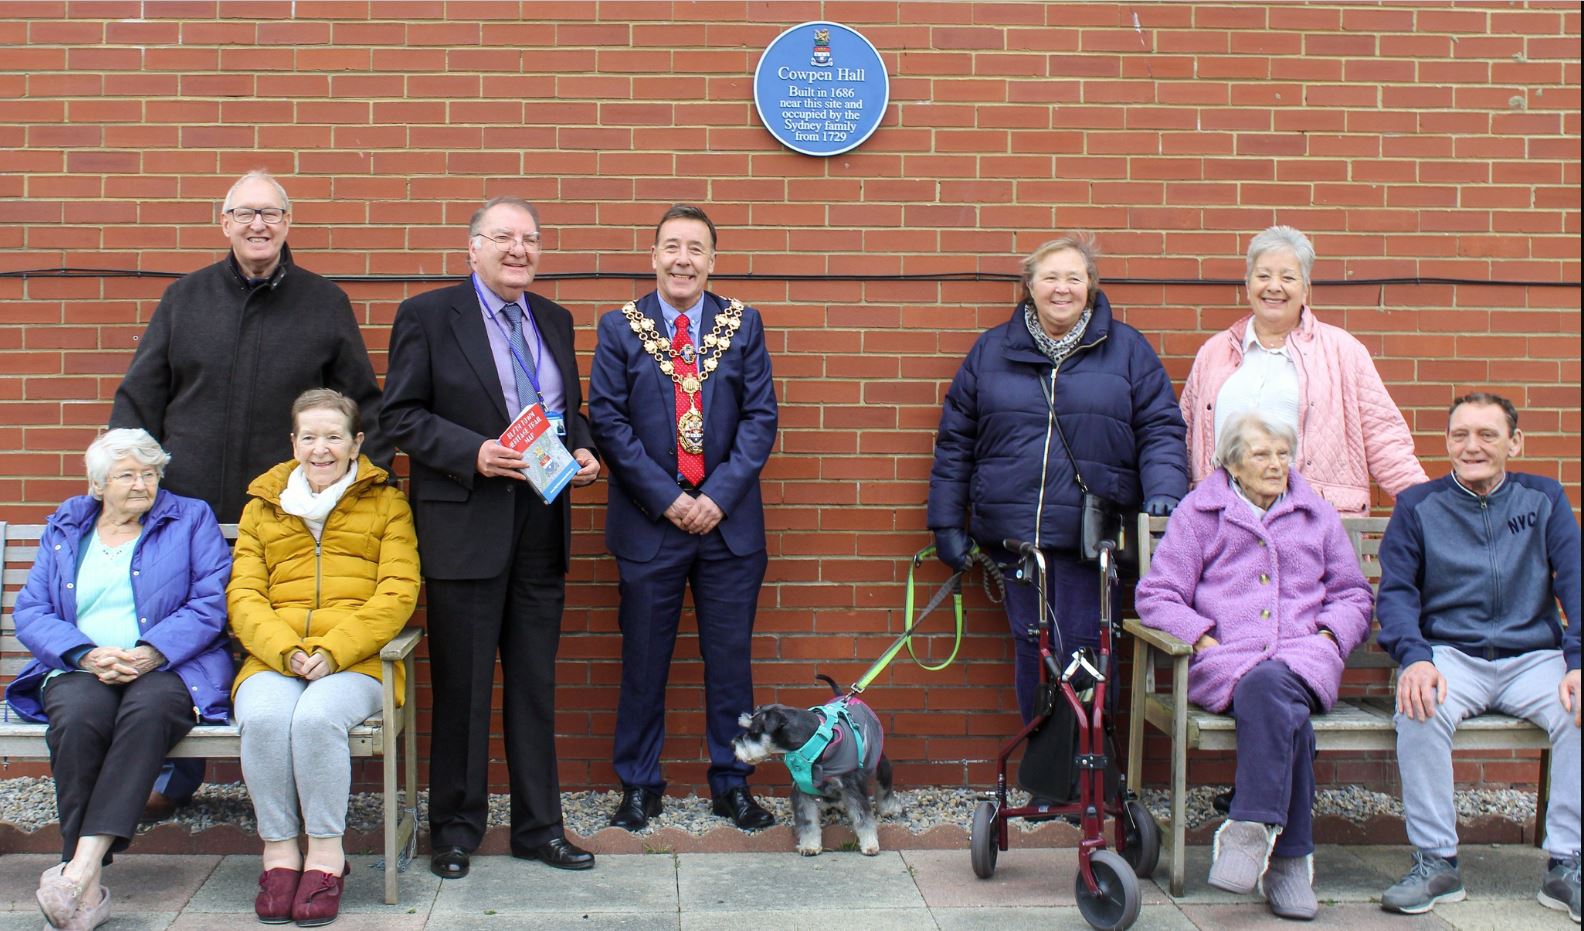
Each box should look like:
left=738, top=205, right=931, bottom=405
left=589, top=290, right=778, bottom=562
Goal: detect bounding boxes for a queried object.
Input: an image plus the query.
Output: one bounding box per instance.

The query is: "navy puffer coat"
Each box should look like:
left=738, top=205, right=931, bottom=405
left=928, top=294, right=1188, bottom=557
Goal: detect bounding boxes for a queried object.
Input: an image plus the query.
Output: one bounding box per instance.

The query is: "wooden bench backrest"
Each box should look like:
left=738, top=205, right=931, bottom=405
left=1, top=520, right=241, bottom=692
left=1138, top=513, right=1396, bottom=669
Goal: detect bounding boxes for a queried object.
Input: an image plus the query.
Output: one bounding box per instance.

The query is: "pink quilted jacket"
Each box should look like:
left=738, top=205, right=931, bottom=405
left=1180, top=307, right=1428, bottom=516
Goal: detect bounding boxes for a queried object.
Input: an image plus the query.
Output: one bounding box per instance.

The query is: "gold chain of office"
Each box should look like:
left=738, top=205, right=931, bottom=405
left=620, top=298, right=744, bottom=455
left=620, top=298, right=744, bottom=392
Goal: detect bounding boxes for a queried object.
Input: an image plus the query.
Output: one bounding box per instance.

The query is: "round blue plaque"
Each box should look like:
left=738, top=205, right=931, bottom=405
left=753, top=21, right=889, bottom=157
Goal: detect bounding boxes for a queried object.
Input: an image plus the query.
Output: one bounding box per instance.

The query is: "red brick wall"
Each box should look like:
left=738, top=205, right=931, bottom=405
left=1, top=2, right=1578, bottom=795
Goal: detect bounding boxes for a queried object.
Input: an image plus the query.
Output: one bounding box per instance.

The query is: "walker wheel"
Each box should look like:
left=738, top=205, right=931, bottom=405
left=1075, top=849, right=1140, bottom=930
left=1121, top=798, right=1161, bottom=878
left=970, top=799, right=998, bottom=879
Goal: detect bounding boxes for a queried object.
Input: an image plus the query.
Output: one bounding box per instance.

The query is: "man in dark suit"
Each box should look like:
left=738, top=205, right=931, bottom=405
left=588, top=204, right=779, bottom=832
left=381, top=197, right=601, bottom=877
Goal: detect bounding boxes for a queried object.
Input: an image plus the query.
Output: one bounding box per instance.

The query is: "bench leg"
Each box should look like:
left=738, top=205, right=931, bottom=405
left=1127, top=638, right=1148, bottom=794
left=1170, top=658, right=1189, bottom=897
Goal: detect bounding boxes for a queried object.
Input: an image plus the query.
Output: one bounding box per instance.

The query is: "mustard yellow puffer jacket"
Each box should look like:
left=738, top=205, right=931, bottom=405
left=228, top=456, right=421, bottom=704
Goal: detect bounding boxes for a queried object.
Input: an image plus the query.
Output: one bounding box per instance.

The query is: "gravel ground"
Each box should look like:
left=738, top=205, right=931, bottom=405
left=0, top=777, right=1538, bottom=837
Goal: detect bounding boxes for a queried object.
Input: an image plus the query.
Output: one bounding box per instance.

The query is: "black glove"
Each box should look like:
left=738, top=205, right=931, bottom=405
left=1143, top=495, right=1180, bottom=517
left=932, top=527, right=973, bottom=571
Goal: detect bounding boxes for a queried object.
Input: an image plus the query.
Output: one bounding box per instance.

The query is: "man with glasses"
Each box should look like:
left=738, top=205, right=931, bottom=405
left=382, top=197, right=600, bottom=877
left=112, top=170, right=388, bottom=524
left=109, top=169, right=388, bottom=818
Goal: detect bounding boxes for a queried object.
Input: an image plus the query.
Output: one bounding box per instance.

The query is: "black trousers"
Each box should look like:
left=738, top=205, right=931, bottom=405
left=426, top=494, right=567, bottom=855
left=43, top=670, right=195, bottom=861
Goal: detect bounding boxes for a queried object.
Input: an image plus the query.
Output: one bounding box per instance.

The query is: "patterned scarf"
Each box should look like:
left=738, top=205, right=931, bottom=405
left=1024, top=302, right=1092, bottom=366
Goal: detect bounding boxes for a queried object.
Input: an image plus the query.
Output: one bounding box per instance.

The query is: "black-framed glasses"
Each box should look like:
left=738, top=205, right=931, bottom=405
left=226, top=207, right=287, bottom=224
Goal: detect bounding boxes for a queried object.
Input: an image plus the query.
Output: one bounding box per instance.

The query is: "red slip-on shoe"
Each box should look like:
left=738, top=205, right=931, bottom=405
left=254, top=868, right=300, bottom=924
left=290, top=863, right=350, bottom=928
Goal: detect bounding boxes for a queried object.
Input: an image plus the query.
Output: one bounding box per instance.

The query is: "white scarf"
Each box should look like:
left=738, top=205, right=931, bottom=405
left=279, top=461, right=358, bottom=540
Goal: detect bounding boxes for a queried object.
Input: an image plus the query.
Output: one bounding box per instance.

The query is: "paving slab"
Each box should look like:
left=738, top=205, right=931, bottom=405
left=902, top=847, right=1170, bottom=908
left=0, top=910, right=178, bottom=931
left=682, top=908, right=936, bottom=930
left=676, top=851, right=925, bottom=912
left=1177, top=901, right=1454, bottom=929
left=1350, top=843, right=1556, bottom=902
left=433, top=915, right=678, bottom=931
left=1435, top=897, right=1579, bottom=930
left=169, top=914, right=430, bottom=931
left=430, top=850, right=678, bottom=915
left=932, top=905, right=1200, bottom=930
left=1158, top=844, right=1393, bottom=904
left=184, top=854, right=440, bottom=914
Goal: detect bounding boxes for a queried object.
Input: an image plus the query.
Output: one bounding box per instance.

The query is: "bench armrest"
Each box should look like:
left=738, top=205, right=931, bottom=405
left=380, top=626, right=424, bottom=662
left=1122, top=617, right=1193, bottom=657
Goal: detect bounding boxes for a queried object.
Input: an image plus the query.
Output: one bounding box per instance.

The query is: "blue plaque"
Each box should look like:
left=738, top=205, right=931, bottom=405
left=753, top=22, right=889, bottom=157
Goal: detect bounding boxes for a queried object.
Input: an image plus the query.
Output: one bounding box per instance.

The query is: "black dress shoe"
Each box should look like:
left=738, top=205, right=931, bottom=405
left=519, top=837, right=595, bottom=871
left=711, top=786, right=774, bottom=831
left=430, top=845, right=470, bottom=879
left=609, top=786, right=664, bottom=831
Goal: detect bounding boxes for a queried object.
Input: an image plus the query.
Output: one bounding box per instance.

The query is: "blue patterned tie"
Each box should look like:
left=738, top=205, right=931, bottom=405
left=498, top=302, right=540, bottom=412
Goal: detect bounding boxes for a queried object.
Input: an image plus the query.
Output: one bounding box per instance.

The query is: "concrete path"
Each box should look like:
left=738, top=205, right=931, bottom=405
left=0, top=845, right=1574, bottom=930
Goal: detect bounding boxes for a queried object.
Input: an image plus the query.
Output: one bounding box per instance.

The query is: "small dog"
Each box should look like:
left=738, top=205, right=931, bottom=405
left=732, top=675, right=901, bottom=856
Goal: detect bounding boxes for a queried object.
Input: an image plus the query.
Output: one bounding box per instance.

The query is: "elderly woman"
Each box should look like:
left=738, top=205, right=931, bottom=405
left=1136, top=411, right=1374, bottom=920
left=7, top=429, right=232, bottom=931
left=1180, top=225, right=1427, bottom=516
left=229, top=389, right=419, bottom=926
left=929, top=234, right=1188, bottom=726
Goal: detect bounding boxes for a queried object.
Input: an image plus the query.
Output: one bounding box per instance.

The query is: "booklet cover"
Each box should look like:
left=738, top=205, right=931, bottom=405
left=499, top=402, right=578, bottom=504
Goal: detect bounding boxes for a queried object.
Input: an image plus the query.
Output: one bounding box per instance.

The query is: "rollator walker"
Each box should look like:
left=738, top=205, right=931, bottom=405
left=969, top=535, right=1161, bottom=931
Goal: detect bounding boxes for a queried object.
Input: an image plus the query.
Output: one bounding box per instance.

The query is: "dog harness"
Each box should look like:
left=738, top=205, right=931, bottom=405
left=783, top=697, right=883, bottom=795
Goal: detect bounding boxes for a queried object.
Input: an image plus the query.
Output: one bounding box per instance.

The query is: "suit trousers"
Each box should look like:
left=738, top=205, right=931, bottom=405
left=426, top=490, right=567, bottom=854
left=42, top=670, right=195, bottom=861
left=612, top=523, right=767, bottom=796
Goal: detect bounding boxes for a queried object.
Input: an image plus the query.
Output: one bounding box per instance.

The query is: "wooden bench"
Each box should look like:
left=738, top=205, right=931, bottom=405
left=1122, top=514, right=1553, bottom=896
left=0, top=520, right=422, bottom=905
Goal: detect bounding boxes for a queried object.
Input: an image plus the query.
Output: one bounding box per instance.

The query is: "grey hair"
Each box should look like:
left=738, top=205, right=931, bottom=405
left=468, top=196, right=541, bottom=238
left=1245, top=225, right=1315, bottom=285
left=85, top=428, right=170, bottom=498
left=222, top=170, right=291, bottom=213
left=1213, top=411, right=1299, bottom=471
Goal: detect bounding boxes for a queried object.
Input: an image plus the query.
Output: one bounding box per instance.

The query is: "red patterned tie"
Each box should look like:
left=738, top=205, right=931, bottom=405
left=672, top=314, right=706, bottom=486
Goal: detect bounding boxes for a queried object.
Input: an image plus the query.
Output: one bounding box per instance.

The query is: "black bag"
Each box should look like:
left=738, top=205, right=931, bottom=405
left=1079, top=492, right=1140, bottom=574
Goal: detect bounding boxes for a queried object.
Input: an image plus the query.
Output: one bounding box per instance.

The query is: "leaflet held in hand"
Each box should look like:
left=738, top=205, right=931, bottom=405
left=499, top=402, right=577, bottom=504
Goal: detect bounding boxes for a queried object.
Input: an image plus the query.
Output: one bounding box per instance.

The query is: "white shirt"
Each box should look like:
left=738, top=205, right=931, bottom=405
left=1213, top=320, right=1302, bottom=458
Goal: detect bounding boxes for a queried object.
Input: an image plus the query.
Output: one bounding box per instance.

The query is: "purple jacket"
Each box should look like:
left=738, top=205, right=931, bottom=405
left=1134, top=469, right=1373, bottom=713
left=5, top=489, right=234, bottom=724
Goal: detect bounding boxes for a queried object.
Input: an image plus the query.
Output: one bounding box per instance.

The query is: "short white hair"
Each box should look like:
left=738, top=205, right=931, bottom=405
left=1246, top=225, right=1315, bottom=285
left=85, top=428, right=170, bottom=497
left=222, top=170, right=291, bottom=213
left=1213, top=411, right=1298, bottom=471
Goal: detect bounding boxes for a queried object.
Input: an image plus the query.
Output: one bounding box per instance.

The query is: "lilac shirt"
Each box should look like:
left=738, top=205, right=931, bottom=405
left=473, top=274, right=566, bottom=416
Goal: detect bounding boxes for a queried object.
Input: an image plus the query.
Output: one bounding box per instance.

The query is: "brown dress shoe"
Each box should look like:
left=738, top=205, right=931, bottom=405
left=140, top=790, right=177, bottom=823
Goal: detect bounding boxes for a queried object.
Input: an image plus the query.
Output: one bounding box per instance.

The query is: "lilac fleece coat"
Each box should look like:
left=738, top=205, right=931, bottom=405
left=1134, top=469, right=1373, bottom=713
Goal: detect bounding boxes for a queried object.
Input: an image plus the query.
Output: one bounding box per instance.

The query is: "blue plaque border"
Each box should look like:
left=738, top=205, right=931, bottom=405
left=753, top=21, right=890, bottom=158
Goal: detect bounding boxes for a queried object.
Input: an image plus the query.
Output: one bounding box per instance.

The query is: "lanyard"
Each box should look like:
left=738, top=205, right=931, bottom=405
left=472, top=275, right=545, bottom=396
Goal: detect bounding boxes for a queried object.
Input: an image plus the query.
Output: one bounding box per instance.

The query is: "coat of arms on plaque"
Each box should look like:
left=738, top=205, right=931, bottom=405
left=811, top=27, right=832, bottom=66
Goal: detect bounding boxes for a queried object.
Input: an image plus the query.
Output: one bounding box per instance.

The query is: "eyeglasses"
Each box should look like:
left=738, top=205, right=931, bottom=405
left=478, top=232, right=542, bottom=251
left=109, top=469, right=160, bottom=486
left=226, top=207, right=287, bottom=225
left=1246, top=450, right=1293, bottom=465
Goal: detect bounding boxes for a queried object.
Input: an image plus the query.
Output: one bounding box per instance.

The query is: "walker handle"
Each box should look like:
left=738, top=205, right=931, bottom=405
left=1001, top=538, right=1038, bottom=558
